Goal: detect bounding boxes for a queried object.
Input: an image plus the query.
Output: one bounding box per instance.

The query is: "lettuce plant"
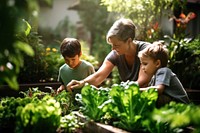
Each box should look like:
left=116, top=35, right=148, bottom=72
left=78, top=81, right=158, bottom=132
left=101, top=81, right=158, bottom=131
left=75, top=84, right=110, bottom=122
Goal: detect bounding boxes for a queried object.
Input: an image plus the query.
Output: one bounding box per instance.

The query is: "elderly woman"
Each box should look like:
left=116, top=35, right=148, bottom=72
left=67, top=18, right=151, bottom=91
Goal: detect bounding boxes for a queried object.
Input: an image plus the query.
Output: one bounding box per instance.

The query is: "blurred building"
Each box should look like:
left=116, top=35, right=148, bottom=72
left=39, top=0, right=80, bottom=29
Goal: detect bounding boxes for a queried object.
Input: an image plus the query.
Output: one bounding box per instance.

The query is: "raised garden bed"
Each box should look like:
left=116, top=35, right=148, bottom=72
left=0, top=82, right=61, bottom=98
left=1, top=84, right=199, bottom=104
left=73, top=111, right=131, bottom=133
left=0, top=82, right=200, bottom=133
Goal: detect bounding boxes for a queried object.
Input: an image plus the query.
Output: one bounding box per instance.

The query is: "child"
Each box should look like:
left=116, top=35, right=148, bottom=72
left=138, top=41, right=190, bottom=107
left=57, top=38, right=95, bottom=96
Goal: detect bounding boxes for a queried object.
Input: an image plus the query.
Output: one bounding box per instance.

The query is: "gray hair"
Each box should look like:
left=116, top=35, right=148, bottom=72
left=106, top=18, right=136, bottom=43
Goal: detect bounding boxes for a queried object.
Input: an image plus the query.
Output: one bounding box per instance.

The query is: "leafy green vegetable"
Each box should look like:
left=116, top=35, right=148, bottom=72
left=148, top=102, right=200, bottom=133
left=0, top=97, right=32, bottom=132
left=77, top=81, right=158, bottom=132
left=58, top=112, right=85, bottom=133
left=0, top=88, right=75, bottom=132
left=15, top=95, right=61, bottom=133
left=101, top=81, right=158, bottom=131
left=55, top=90, right=77, bottom=115
left=76, top=84, right=110, bottom=121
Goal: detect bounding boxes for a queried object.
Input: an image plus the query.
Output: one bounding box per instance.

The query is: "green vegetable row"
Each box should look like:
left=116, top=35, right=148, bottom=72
left=77, top=81, right=200, bottom=133
left=0, top=88, right=83, bottom=133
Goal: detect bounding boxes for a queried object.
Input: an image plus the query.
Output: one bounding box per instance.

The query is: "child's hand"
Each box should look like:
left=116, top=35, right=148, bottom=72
left=56, top=85, right=65, bottom=94
left=66, top=87, right=73, bottom=93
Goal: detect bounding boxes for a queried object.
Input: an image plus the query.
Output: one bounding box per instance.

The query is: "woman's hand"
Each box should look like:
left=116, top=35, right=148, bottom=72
left=67, top=80, right=85, bottom=92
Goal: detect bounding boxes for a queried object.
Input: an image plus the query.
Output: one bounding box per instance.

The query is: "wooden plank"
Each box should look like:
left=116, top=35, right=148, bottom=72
left=73, top=111, right=131, bottom=133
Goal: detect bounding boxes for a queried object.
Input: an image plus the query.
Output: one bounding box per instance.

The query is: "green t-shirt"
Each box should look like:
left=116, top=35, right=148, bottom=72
left=58, top=60, right=95, bottom=86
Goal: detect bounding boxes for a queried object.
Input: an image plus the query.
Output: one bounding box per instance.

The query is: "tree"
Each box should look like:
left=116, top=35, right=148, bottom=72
left=69, top=0, right=114, bottom=62
left=101, top=0, right=186, bottom=41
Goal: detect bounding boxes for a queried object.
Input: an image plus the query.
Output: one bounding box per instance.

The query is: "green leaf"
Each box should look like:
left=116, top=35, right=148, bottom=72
left=23, top=19, right=31, bottom=36
left=4, top=76, right=19, bottom=90
left=14, top=41, right=34, bottom=56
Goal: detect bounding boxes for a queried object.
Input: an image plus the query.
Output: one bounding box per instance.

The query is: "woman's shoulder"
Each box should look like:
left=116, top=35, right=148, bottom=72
left=135, top=40, right=151, bottom=45
left=105, top=50, right=119, bottom=63
left=135, top=40, right=151, bottom=50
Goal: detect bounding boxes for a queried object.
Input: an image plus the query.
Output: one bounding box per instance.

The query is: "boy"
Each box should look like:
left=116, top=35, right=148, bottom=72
left=57, top=38, right=95, bottom=96
left=138, top=41, right=190, bottom=107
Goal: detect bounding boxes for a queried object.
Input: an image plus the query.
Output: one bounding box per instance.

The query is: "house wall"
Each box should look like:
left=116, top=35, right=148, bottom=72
left=161, top=12, right=174, bottom=37
left=38, top=0, right=80, bottom=29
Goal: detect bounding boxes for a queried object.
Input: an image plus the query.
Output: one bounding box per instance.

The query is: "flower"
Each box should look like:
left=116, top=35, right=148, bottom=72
left=172, top=12, right=196, bottom=25
left=52, top=48, right=57, bottom=52
left=46, top=47, right=51, bottom=52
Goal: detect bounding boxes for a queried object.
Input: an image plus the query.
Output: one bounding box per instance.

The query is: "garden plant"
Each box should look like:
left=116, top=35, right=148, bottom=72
left=1, top=0, right=200, bottom=132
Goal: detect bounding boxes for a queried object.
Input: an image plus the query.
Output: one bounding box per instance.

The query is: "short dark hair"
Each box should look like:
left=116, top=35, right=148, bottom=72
left=60, top=38, right=81, bottom=58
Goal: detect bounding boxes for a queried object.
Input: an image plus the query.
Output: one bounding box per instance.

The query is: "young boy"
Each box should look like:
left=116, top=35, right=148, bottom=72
left=57, top=38, right=95, bottom=96
left=138, top=41, right=190, bottom=107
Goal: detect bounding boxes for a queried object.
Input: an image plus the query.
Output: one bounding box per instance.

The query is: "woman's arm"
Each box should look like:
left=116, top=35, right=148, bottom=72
left=67, top=59, right=114, bottom=90
left=85, top=60, right=114, bottom=86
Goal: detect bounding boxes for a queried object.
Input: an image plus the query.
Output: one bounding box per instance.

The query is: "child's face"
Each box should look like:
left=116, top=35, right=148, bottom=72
left=140, top=56, right=160, bottom=76
left=64, top=55, right=81, bottom=69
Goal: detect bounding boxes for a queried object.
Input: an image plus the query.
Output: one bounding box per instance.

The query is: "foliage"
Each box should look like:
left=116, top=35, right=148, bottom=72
left=20, top=87, right=77, bottom=116
left=39, top=16, right=76, bottom=46
left=54, top=16, right=76, bottom=42
left=100, top=0, right=187, bottom=41
left=54, top=90, right=77, bottom=116
left=15, top=95, right=61, bottom=133
left=1, top=83, right=200, bottom=132
left=0, top=97, right=32, bottom=132
left=77, top=81, right=200, bottom=132
left=144, top=102, right=200, bottom=133
left=164, top=35, right=200, bottom=88
left=77, top=81, right=158, bottom=132
left=0, top=87, right=77, bottom=132
left=76, top=84, right=110, bottom=121
left=81, top=54, right=99, bottom=69
left=58, top=112, right=85, bottom=133
left=0, top=0, right=53, bottom=90
left=18, top=33, right=64, bottom=83
left=0, top=17, right=34, bottom=90
left=101, top=81, right=158, bottom=131
left=80, top=40, right=100, bottom=69
left=18, top=32, right=54, bottom=83
left=75, top=0, right=114, bottom=62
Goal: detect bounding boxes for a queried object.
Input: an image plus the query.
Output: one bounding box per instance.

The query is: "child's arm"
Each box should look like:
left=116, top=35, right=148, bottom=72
left=140, top=84, right=165, bottom=95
